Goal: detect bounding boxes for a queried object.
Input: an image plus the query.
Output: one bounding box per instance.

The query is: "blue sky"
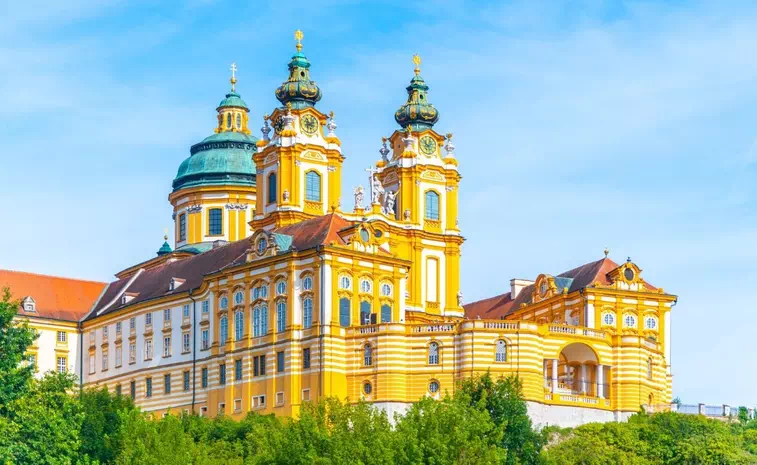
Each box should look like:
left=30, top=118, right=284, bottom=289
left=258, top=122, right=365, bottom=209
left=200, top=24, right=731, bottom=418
left=2, top=0, right=756, bottom=406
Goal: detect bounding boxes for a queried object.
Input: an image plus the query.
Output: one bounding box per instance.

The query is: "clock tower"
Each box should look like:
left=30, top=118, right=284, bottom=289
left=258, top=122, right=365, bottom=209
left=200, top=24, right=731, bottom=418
left=250, top=31, right=345, bottom=230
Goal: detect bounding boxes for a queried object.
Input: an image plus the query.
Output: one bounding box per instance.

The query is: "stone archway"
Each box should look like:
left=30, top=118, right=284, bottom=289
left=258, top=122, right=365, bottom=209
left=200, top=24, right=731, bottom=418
left=544, top=343, right=608, bottom=398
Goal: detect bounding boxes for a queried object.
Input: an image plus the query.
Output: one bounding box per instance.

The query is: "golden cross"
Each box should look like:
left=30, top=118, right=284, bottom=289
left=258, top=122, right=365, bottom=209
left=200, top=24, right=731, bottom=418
left=229, top=62, right=237, bottom=91
left=295, top=30, right=304, bottom=52
left=412, top=54, right=421, bottom=75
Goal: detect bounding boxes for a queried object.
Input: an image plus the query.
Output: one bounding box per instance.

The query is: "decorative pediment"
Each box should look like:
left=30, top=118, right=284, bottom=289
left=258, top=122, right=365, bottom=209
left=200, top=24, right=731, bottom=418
left=247, top=230, right=293, bottom=262
left=532, top=274, right=557, bottom=302
left=606, top=259, right=647, bottom=291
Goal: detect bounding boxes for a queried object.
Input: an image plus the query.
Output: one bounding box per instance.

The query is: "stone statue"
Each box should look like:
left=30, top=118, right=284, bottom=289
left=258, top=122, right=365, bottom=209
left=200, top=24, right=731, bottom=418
left=353, top=185, right=365, bottom=211
left=457, top=290, right=464, bottom=307
left=371, top=175, right=384, bottom=205
left=383, top=190, right=397, bottom=215
left=283, top=190, right=290, bottom=202
left=403, top=209, right=411, bottom=220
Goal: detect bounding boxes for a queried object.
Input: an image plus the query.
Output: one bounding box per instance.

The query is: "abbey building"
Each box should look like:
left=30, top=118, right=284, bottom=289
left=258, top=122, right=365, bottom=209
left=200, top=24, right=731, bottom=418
left=6, top=31, right=675, bottom=427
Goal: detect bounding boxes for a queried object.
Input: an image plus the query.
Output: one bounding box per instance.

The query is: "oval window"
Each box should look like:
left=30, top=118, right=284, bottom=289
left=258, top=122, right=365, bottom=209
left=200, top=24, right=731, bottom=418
left=624, top=268, right=635, bottom=281
left=363, top=381, right=372, bottom=395
left=429, top=380, right=439, bottom=393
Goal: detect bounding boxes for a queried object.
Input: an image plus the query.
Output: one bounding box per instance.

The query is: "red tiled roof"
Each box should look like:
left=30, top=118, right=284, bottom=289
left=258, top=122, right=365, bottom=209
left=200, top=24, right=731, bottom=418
left=463, top=257, right=656, bottom=320
left=276, top=213, right=353, bottom=250
left=0, top=270, right=107, bottom=322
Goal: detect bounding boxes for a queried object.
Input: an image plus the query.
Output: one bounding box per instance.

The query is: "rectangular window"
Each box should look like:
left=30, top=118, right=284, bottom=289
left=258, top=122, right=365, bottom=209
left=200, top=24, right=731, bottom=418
left=303, top=348, right=311, bottom=369
left=115, top=384, right=122, bottom=397
left=234, top=399, right=242, bottom=412
left=200, top=406, right=207, bottom=417
left=57, top=331, right=67, bottom=343
left=202, top=300, right=209, bottom=314
left=267, top=172, right=277, bottom=204
left=424, top=190, right=440, bottom=220
left=146, top=378, right=152, bottom=398
left=219, top=364, right=226, bottom=385
left=28, top=354, right=36, bottom=372
left=302, top=389, right=311, bottom=402
left=130, top=317, right=136, bottom=331
left=102, top=350, right=108, bottom=371
left=381, top=304, right=391, bottom=323
left=183, top=371, right=190, bottom=392
left=103, top=326, right=108, bottom=338
left=179, top=213, right=187, bottom=242
left=163, top=308, right=171, bottom=322
left=201, top=368, right=208, bottom=388
left=163, top=336, right=171, bottom=357
left=89, top=354, right=95, bottom=374
left=145, top=339, right=153, bottom=360
left=183, top=304, right=190, bottom=318
left=276, top=301, right=286, bottom=333
left=145, top=313, right=152, bottom=326
left=426, top=257, right=438, bottom=303
left=209, top=208, right=223, bottom=235
left=182, top=332, right=190, bottom=353
left=253, top=356, right=259, bottom=377
left=235, top=359, right=243, bottom=381
left=339, top=297, right=351, bottom=327
left=218, top=403, right=225, bottom=415
left=130, top=381, right=136, bottom=400
left=116, top=321, right=122, bottom=334
left=305, top=171, right=321, bottom=201
left=201, top=329, right=209, bottom=350
left=115, top=346, right=122, bottom=367
left=253, top=395, right=266, bottom=409
left=276, top=392, right=284, bottom=406
left=129, top=342, right=136, bottom=364
left=164, top=374, right=171, bottom=395
left=57, top=356, right=67, bottom=373
left=276, top=351, right=285, bottom=373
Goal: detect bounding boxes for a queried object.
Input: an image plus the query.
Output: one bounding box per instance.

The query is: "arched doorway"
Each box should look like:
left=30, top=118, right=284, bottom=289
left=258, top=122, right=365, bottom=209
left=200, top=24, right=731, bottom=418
left=544, top=343, right=608, bottom=398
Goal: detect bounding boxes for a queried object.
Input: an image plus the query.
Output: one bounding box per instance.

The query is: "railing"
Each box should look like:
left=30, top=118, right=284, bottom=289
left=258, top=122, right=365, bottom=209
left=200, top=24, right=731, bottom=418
left=410, top=324, right=455, bottom=333
left=676, top=404, right=699, bottom=415
left=642, top=338, right=658, bottom=349
left=662, top=403, right=756, bottom=420
left=482, top=322, right=519, bottom=330
left=548, top=325, right=607, bottom=340
left=357, top=325, right=378, bottom=334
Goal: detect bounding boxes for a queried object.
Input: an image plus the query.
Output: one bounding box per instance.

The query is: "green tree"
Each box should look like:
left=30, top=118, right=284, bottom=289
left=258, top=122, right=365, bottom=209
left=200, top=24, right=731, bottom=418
left=458, top=373, right=544, bottom=464
left=0, top=288, right=38, bottom=411
left=79, top=386, right=136, bottom=464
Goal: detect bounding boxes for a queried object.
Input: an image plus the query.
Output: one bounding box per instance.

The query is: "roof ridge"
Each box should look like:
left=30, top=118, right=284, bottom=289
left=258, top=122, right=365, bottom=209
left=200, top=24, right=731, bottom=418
left=0, top=269, right=107, bottom=285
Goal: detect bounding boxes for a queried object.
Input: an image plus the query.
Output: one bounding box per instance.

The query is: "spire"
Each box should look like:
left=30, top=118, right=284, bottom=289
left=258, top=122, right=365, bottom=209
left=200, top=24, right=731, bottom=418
left=157, top=231, right=172, bottom=256
left=275, top=30, right=322, bottom=109
left=395, top=54, right=439, bottom=130
left=214, top=63, right=251, bottom=135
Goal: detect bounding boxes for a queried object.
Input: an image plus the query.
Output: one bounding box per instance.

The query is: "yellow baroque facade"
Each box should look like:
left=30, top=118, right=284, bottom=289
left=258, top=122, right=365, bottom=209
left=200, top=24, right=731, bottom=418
left=63, top=32, right=673, bottom=427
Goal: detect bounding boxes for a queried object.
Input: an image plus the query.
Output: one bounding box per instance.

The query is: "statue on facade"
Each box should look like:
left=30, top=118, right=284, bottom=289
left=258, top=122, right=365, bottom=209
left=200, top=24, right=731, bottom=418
left=353, top=185, right=365, bottom=211
left=371, top=174, right=384, bottom=205
left=383, top=190, right=397, bottom=215
left=457, top=290, right=464, bottom=307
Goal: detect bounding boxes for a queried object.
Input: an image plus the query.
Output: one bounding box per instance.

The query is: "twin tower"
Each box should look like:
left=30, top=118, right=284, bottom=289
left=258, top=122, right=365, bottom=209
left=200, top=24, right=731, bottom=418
left=167, top=31, right=463, bottom=317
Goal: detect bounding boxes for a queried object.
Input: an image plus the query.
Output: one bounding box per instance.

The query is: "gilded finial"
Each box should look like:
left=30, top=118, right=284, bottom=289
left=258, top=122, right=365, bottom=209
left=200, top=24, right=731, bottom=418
left=294, top=29, right=304, bottom=52
left=329, top=110, right=335, bottom=119
left=604, top=247, right=609, bottom=258
left=286, top=101, right=292, bottom=111
left=381, top=136, right=387, bottom=143
left=446, top=133, right=453, bottom=140
left=229, top=62, right=237, bottom=91
left=412, top=54, right=421, bottom=75
left=264, top=113, right=269, bottom=121
left=163, top=228, right=168, bottom=241
left=406, top=124, right=413, bottom=134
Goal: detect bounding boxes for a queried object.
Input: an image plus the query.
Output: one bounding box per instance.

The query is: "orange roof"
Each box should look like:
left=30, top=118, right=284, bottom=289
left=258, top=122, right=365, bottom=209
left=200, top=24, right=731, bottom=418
left=0, top=270, right=107, bottom=322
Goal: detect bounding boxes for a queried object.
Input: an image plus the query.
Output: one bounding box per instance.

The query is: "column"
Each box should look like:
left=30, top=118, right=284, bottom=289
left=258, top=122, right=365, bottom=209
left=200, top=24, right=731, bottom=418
left=551, top=359, right=558, bottom=393
left=543, top=360, right=548, bottom=388
left=580, top=364, right=587, bottom=394
left=596, top=364, right=604, bottom=398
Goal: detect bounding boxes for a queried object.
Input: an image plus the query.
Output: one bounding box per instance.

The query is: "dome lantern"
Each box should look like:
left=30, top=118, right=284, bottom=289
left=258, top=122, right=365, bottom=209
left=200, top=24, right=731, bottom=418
left=394, top=54, right=439, bottom=131
left=275, top=30, right=322, bottom=109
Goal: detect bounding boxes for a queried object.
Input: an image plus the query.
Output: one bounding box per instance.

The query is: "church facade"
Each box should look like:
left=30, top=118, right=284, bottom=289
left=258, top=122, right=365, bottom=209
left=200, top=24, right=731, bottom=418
left=32, top=32, right=674, bottom=427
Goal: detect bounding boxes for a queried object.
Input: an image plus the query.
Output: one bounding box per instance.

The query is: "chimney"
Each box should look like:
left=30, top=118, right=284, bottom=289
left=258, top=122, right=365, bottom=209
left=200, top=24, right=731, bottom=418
left=510, top=278, right=534, bottom=299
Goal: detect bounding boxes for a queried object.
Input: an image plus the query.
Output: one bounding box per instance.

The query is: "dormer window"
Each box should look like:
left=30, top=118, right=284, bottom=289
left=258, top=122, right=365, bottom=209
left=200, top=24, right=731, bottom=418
left=21, top=297, right=35, bottom=313
left=121, top=292, right=138, bottom=305
left=169, top=277, right=185, bottom=291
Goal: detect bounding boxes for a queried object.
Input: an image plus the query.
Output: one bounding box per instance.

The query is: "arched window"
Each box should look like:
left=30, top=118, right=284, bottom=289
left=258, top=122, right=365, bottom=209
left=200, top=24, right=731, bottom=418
left=363, top=344, right=373, bottom=366
left=603, top=312, right=615, bottom=326
left=226, top=113, right=232, bottom=128
left=495, top=340, right=507, bottom=362
left=339, top=297, right=351, bottom=327
left=234, top=311, right=244, bottom=341
left=276, top=301, right=286, bottom=333
left=424, top=191, right=440, bottom=220
left=268, top=173, right=277, bottom=204
left=428, top=342, right=439, bottom=365
left=235, top=113, right=241, bottom=128
left=339, top=275, right=352, bottom=290
left=234, top=291, right=243, bottom=306
left=302, top=276, right=313, bottom=291
left=380, top=304, right=391, bottom=323
left=624, top=314, right=637, bottom=328
left=219, top=296, right=228, bottom=310
left=209, top=208, right=223, bottom=235
left=429, top=380, right=440, bottom=394
left=647, top=358, right=653, bottom=380
left=303, top=297, right=313, bottom=329
left=645, top=316, right=657, bottom=330
left=260, top=304, right=268, bottom=334
left=219, top=315, right=228, bottom=345
left=253, top=307, right=261, bottom=337
left=360, top=301, right=371, bottom=325
left=305, top=171, right=321, bottom=202
left=380, top=283, right=392, bottom=297
left=276, top=281, right=286, bottom=295
left=360, top=279, right=372, bottom=294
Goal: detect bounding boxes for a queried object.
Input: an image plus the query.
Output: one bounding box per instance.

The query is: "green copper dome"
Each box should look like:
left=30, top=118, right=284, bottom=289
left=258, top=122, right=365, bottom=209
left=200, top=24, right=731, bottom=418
left=395, top=58, right=439, bottom=130
left=275, top=37, right=322, bottom=109
left=172, top=131, right=258, bottom=192
left=217, top=91, right=249, bottom=110
left=157, top=241, right=172, bottom=256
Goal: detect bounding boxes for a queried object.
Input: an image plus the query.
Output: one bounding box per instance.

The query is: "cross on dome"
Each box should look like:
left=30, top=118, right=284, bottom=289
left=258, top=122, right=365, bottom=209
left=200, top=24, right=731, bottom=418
left=229, top=62, right=237, bottom=91
left=295, top=29, right=304, bottom=52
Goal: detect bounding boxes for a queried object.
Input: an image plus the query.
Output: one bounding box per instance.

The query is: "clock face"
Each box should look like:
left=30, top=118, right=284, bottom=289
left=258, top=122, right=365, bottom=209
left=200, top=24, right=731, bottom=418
left=273, top=116, right=285, bottom=134
left=420, top=135, right=437, bottom=155
left=301, top=114, right=319, bottom=135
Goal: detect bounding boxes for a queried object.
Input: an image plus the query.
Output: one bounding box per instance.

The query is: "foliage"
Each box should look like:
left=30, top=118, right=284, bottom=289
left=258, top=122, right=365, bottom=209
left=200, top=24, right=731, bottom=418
left=0, top=288, right=37, bottom=411
left=542, top=411, right=757, bottom=465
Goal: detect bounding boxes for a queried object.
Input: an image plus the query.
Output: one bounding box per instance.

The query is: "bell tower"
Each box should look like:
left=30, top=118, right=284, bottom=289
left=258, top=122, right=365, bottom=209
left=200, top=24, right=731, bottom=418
left=250, top=30, right=345, bottom=231
left=373, top=55, right=464, bottom=318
